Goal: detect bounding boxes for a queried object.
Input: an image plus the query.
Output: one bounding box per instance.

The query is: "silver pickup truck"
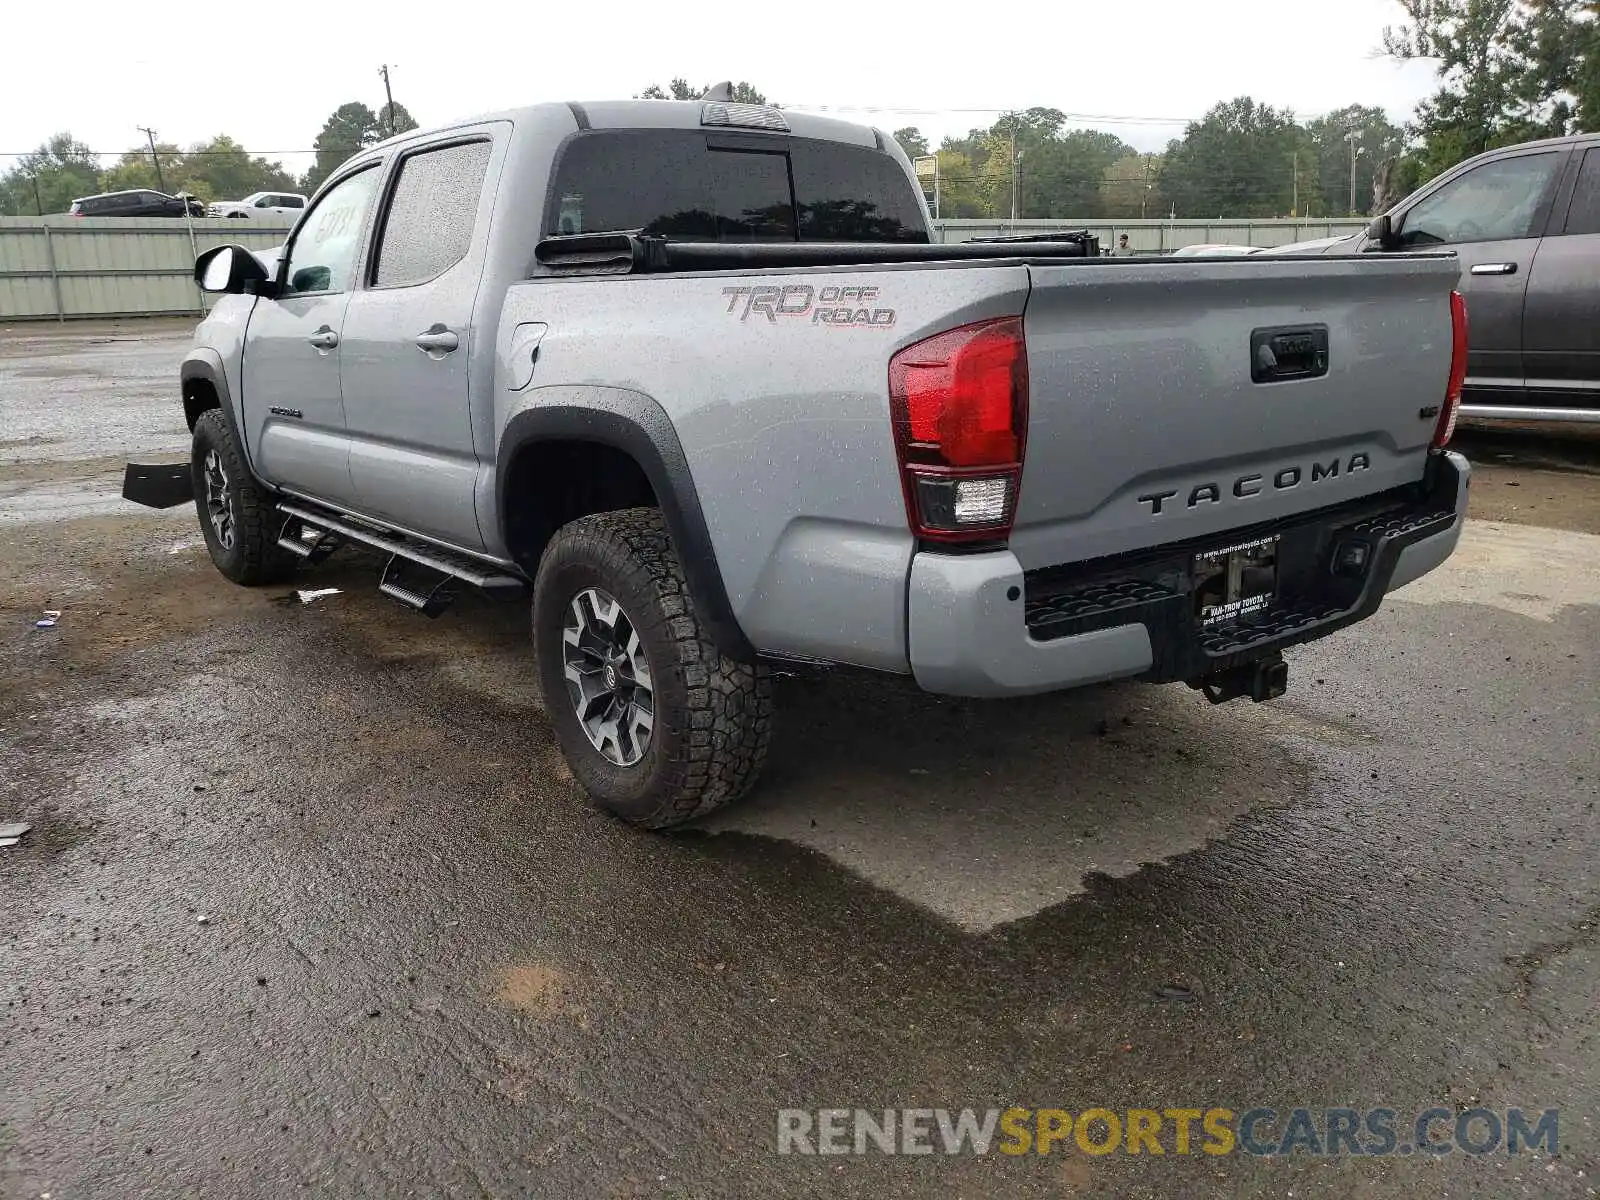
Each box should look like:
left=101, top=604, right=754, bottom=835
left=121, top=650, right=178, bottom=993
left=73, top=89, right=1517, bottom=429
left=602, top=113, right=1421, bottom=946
left=124, top=96, right=1471, bottom=829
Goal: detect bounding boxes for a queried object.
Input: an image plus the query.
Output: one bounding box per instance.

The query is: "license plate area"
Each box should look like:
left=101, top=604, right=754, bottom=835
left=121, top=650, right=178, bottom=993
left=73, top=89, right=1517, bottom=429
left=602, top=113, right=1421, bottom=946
left=1194, top=535, right=1279, bottom=627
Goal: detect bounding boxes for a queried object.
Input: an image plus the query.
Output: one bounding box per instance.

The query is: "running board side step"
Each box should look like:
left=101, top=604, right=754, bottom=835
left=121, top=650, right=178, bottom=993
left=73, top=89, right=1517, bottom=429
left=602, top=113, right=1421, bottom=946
left=276, top=500, right=526, bottom=617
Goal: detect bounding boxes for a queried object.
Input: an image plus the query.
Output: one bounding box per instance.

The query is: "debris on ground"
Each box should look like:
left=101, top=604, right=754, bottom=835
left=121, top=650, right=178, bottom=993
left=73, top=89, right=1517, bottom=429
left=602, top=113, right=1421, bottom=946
left=1154, top=983, right=1195, bottom=1003
left=34, top=608, right=61, bottom=629
left=296, top=588, right=342, bottom=605
left=0, top=820, right=31, bottom=848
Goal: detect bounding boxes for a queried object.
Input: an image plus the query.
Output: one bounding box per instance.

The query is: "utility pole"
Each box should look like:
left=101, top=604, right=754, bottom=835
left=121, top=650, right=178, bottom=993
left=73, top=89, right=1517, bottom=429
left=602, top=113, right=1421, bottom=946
left=1292, top=150, right=1298, bottom=218
left=30, top=174, right=43, bottom=215
left=1346, top=128, right=1361, bottom=216
left=1009, top=122, right=1019, bottom=223
left=1013, top=148, right=1024, bottom=222
left=379, top=64, right=397, bottom=136
left=137, top=126, right=165, bottom=191
left=1140, top=154, right=1152, bottom=220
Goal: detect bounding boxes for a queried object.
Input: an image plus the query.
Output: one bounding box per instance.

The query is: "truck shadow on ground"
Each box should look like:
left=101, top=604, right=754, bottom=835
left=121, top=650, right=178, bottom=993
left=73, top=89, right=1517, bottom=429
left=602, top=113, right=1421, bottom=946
left=271, top=550, right=1320, bottom=932
left=703, top=667, right=1313, bottom=930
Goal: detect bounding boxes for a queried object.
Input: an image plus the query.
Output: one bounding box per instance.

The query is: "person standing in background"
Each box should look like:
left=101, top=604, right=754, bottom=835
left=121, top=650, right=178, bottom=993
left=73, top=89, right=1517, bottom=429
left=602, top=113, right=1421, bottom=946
left=1112, top=233, right=1134, bottom=256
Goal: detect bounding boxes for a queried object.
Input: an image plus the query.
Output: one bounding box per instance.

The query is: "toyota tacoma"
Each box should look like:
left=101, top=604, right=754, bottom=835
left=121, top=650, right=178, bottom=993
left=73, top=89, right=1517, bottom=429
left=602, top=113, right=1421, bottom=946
left=124, top=94, right=1472, bottom=828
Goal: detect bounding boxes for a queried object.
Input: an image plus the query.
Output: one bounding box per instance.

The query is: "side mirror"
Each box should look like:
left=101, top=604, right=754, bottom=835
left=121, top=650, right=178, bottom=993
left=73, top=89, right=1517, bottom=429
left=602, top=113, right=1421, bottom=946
left=1365, top=212, right=1400, bottom=250
left=195, top=244, right=269, bottom=294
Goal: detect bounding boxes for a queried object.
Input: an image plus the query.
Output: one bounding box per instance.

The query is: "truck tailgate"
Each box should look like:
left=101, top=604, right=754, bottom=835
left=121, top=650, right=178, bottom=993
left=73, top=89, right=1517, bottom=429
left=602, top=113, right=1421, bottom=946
left=1011, top=253, right=1461, bottom=571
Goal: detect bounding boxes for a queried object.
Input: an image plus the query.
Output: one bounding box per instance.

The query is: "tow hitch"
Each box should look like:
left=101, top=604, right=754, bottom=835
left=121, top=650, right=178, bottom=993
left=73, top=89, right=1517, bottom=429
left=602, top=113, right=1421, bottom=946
left=1191, top=652, right=1288, bottom=705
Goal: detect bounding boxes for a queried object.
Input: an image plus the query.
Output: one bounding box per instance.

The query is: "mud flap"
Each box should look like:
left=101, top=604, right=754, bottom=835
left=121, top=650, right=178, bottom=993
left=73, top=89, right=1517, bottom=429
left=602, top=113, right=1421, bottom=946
left=122, top=463, right=194, bottom=509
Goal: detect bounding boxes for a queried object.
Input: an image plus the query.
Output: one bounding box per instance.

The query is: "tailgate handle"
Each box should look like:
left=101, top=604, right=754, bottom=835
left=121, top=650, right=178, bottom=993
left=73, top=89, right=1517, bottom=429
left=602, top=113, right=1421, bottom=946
left=1251, top=326, right=1328, bottom=384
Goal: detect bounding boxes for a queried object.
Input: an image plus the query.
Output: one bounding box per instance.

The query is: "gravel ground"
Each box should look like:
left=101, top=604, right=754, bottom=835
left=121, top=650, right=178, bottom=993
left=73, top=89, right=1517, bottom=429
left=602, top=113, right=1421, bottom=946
left=1, top=322, right=1596, bottom=1198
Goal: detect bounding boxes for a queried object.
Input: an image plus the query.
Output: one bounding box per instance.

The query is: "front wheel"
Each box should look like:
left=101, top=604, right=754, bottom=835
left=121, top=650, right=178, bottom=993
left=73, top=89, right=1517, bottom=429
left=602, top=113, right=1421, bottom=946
left=533, top=508, right=773, bottom=829
left=190, top=409, right=296, bottom=586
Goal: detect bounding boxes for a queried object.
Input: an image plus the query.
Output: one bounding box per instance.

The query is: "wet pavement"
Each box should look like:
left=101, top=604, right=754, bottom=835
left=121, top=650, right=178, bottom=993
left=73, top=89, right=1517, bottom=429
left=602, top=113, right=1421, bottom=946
left=1, top=323, right=1598, bottom=1198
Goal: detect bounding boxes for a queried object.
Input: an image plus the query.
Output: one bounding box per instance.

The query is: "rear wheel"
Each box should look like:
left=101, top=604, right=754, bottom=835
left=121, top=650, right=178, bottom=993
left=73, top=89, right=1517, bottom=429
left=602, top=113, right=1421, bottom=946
left=533, top=508, right=772, bottom=828
left=190, top=409, right=296, bottom=586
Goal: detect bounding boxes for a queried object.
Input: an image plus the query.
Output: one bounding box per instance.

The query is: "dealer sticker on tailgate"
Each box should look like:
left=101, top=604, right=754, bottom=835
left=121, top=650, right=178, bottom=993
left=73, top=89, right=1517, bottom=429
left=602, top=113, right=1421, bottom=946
left=1194, top=535, right=1279, bottom=626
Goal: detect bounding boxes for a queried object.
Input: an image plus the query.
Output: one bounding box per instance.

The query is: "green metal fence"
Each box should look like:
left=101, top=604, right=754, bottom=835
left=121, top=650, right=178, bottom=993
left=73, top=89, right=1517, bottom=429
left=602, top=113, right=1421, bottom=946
left=0, top=216, right=294, bottom=321
left=0, top=216, right=1369, bottom=321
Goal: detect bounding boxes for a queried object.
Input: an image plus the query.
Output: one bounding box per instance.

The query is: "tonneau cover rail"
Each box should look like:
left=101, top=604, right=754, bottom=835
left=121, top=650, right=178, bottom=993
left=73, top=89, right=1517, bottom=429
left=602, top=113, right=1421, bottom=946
left=533, top=231, right=1101, bottom=275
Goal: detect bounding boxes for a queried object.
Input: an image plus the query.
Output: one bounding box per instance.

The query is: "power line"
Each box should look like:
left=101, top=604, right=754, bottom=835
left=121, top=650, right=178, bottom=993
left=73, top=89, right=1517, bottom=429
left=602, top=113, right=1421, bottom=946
left=0, top=149, right=319, bottom=158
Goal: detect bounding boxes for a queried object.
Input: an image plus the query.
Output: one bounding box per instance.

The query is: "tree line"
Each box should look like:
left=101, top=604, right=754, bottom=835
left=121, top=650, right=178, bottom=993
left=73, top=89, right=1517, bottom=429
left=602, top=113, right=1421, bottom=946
left=0, top=100, right=418, bottom=215
left=4, top=7, right=1593, bottom=219
left=897, top=0, right=1594, bottom=221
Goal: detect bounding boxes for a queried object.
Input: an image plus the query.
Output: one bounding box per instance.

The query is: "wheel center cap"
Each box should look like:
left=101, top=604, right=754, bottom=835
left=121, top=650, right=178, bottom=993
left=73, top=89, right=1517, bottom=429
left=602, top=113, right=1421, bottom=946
left=603, top=663, right=619, bottom=690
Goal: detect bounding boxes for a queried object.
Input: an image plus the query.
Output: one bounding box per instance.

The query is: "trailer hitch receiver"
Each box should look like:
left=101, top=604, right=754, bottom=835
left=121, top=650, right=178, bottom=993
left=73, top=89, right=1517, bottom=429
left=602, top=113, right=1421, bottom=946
left=1192, top=653, right=1288, bottom=705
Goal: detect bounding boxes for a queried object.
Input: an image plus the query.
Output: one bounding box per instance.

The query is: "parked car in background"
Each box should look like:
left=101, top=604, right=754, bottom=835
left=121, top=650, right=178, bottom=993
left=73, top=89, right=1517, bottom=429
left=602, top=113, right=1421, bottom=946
left=207, top=191, right=308, bottom=219
left=1169, top=244, right=1263, bottom=257
left=1271, top=132, right=1600, bottom=424
left=68, top=190, right=205, bottom=218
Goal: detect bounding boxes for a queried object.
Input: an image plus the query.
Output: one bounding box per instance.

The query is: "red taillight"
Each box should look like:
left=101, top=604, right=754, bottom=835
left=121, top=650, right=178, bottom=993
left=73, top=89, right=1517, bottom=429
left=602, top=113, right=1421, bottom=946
left=1435, top=289, right=1468, bottom=449
left=888, top=317, right=1028, bottom=543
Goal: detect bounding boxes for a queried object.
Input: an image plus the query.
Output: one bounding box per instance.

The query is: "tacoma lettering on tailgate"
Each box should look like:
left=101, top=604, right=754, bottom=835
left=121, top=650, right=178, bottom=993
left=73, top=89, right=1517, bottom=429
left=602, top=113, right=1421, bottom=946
left=1138, top=453, right=1372, bottom=515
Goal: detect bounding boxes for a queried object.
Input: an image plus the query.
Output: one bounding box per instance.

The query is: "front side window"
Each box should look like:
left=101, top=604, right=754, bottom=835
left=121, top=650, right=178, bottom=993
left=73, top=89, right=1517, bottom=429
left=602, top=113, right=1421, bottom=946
left=1400, top=152, right=1562, bottom=245
left=283, top=167, right=380, bottom=295
left=373, top=140, right=492, bottom=287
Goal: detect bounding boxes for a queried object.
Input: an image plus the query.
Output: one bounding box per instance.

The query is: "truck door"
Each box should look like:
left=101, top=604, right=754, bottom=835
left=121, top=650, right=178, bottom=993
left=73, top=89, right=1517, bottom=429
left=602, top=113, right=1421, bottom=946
left=241, top=164, right=381, bottom=502
left=1522, top=144, right=1600, bottom=404
left=338, top=137, right=496, bottom=550
left=1389, top=146, right=1566, bottom=391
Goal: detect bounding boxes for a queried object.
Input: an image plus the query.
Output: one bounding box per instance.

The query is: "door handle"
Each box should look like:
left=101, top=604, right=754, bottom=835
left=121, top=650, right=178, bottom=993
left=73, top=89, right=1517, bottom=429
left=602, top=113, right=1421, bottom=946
left=1470, top=262, right=1517, bottom=275
left=307, top=326, right=339, bottom=351
left=414, top=326, right=460, bottom=355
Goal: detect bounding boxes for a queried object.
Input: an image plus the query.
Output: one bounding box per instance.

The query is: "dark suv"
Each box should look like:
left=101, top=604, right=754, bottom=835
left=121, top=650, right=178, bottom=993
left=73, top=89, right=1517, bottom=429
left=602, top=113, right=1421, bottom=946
left=68, top=190, right=206, bottom=218
left=1278, top=133, right=1600, bottom=423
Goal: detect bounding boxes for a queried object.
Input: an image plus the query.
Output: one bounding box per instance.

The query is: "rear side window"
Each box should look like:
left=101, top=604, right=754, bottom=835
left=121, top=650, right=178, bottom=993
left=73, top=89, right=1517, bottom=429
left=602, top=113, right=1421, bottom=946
left=373, top=140, right=491, bottom=287
left=546, top=130, right=927, bottom=243
left=1561, top=148, right=1600, bottom=236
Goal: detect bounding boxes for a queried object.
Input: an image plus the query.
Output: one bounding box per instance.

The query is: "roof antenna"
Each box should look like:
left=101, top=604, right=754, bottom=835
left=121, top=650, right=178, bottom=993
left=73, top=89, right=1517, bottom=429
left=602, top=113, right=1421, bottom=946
left=699, top=81, right=734, bottom=102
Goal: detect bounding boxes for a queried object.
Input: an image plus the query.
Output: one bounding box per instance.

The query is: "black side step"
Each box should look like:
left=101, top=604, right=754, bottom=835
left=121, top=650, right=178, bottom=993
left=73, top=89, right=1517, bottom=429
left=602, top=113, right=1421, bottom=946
left=378, top=555, right=455, bottom=618
left=276, top=515, right=342, bottom=565
left=276, top=501, right=525, bottom=616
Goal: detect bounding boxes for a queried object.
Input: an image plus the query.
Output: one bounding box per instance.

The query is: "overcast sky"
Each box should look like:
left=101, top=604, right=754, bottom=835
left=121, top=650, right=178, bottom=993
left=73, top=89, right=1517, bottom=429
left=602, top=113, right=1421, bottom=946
left=2, top=0, right=1440, bottom=179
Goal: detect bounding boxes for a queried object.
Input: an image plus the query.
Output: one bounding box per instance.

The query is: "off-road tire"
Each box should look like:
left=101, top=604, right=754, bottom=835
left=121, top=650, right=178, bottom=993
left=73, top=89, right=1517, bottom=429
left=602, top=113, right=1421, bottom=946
left=190, top=408, right=297, bottom=586
left=533, top=508, right=773, bottom=828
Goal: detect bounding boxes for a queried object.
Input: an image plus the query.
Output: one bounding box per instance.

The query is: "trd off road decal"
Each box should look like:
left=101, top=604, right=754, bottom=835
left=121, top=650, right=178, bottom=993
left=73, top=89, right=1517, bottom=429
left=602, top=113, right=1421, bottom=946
left=721, top=284, right=896, bottom=328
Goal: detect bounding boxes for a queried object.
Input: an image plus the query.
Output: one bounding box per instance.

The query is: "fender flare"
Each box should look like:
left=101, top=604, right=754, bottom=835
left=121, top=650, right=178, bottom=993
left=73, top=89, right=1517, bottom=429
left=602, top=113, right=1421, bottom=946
left=179, top=350, right=254, bottom=474
left=496, top=387, right=754, bottom=662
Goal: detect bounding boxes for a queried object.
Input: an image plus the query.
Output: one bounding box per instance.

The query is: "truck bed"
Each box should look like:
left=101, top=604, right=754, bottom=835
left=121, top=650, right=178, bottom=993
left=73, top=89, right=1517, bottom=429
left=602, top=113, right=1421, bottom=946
left=498, top=249, right=1460, bottom=672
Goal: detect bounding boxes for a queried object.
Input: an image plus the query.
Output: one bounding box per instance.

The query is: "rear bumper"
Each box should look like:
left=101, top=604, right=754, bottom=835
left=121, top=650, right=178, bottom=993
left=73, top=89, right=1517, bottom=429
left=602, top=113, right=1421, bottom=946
left=907, top=450, right=1469, bottom=697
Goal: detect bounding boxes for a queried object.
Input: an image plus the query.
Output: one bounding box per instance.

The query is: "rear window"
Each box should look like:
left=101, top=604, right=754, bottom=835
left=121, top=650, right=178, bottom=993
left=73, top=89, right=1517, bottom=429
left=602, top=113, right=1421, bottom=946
left=546, top=130, right=927, bottom=243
